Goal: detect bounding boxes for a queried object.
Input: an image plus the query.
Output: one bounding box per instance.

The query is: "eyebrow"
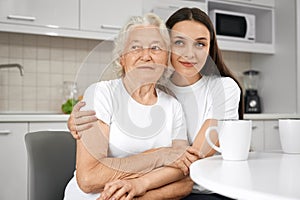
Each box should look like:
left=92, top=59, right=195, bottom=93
left=129, top=39, right=164, bottom=45
left=195, top=37, right=209, bottom=41
left=172, top=35, right=208, bottom=41
left=130, top=40, right=140, bottom=43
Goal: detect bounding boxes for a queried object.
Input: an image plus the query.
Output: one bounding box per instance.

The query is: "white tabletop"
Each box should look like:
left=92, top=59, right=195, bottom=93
left=190, top=152, right=300, bottom=200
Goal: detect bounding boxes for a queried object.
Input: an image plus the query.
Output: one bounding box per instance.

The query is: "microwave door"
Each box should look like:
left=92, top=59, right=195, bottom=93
left=216, top=13, right=247, bottom=40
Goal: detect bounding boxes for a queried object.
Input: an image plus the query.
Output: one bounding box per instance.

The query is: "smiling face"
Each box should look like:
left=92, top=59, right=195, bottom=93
left=170, top=20, right=210, bottom=85
left=120, top=25, right=169, bottom=85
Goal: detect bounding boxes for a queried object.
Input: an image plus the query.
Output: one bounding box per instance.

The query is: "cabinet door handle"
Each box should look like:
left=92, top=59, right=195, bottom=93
left=101, top=25, right=121, bottom=30
left=273, top=125, right=279, bottom=129
left=168, top=5, right=180, bottom=9
left=252, top=126, right=257, bottom=130
left=0, top=130, right=11, bottom=135
left=7, top=15, right=36, bottom=22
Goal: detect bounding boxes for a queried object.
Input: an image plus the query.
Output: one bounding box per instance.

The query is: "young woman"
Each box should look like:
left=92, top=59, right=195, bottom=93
left=68, top=8, right=242, bottom=200
left=64, top=13, right=197, bottom=200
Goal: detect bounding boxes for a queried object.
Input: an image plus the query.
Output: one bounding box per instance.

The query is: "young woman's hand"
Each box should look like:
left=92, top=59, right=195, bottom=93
left=98, top=179, right=146, bottom=200
left=169, top=146, right=204, bottom=175
left=68, top=101, right=98, bottom=139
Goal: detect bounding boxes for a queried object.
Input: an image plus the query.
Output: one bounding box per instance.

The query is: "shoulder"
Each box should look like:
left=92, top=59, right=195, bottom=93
left=221, top=77, right=240, bottom=94
left=212, top=76, right=240, bottom=94
left=85, top=79, right=121, bottom=94
left=216, top=77, right=241, bottom=102
left=206, top=76, right=240, bottom=99
left=83, top=79, right=121, bottom=101
left=220, top=76, right=238, bottom=86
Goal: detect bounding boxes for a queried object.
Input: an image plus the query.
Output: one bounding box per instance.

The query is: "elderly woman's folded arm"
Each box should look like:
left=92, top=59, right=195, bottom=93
left=76, top=120, right=188, bottom=193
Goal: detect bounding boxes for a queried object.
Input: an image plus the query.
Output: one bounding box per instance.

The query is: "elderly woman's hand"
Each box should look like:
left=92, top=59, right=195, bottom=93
left=68, top=101, right=98, bottom=139
left=169, top=146, right=204, bottom=176
left=98, top=179, right=146, bottom=200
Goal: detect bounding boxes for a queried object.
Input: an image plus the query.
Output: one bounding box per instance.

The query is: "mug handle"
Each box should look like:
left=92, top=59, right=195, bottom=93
left=205, top=126, right=221, bottom=153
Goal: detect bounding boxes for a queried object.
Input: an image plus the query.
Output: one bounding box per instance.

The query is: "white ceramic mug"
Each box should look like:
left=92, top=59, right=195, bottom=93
left=205, top=120, right=252, bottom=161
left=279, top=119, right=300, bottom=154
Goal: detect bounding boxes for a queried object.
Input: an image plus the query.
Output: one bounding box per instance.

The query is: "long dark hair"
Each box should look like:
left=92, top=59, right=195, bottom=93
left=166, top=7, right=244, bottom=119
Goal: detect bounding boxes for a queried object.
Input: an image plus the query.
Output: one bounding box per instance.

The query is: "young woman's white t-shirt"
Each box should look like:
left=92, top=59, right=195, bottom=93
left=167, top=75, right=240, bottom=144
left=64, top=78, right=187, bottom=200
left=167, top=75, right=240, bottom=193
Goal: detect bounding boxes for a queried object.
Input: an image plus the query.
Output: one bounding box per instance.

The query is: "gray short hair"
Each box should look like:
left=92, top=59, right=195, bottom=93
left=112, top=13, right=170, bottom=77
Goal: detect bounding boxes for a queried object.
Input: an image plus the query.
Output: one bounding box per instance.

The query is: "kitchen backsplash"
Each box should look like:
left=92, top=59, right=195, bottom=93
left=0, top=32, right=250, bottom=113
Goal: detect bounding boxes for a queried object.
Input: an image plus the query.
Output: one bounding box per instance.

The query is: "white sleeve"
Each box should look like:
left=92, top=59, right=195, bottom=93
left=172, top=100, right=188, bottom=141
left=81, top=82, right=112, bottom=125
left=207, top=77, right=240, bottom=120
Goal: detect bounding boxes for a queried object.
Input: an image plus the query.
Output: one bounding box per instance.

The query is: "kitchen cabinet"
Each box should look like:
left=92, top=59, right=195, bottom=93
left=218, top=0, right=275, bottom=7
left=207, top=0, right=275, bottom=54
left=250, top=120, right=264, bottom=151
left=249, top=119, right=282, bottom=152
left=0, top=122, right=28, bottom=200
left=0, top=115, right=69, bottom=200
left=80, top=0, right=142, bottom=37
left=264, top=120, right=281, bottom=151
left=143, top=0, right=207, bottom=21
left=0, top=0, right=79, bottom=29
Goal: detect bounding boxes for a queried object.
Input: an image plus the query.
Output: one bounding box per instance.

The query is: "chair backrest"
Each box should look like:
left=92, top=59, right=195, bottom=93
left=25, top=131, right=76, bottom=200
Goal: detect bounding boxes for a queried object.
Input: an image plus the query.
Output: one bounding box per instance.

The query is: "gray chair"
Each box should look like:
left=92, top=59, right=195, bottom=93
left=25, top=131, right=76, bottom=200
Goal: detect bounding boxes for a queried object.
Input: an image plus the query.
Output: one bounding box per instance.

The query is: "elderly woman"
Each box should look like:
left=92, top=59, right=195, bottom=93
left=63, top=13, right=196, bottom=200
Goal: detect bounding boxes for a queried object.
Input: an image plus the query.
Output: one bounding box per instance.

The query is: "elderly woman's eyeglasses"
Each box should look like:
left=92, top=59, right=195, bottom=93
left=126, top=44, right=166, bottom=55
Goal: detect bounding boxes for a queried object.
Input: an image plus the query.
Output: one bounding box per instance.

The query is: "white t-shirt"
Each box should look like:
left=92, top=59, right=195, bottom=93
left=167, top=75, right=240, bottom=144
left=167, top=75, right=240, bottom=194
left=64, top=79, right=187, bottom=200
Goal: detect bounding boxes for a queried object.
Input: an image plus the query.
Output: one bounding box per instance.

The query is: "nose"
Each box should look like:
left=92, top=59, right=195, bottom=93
left=140, top=48, right=152, bottom=61
left=182, top=44, right=195, bottom=59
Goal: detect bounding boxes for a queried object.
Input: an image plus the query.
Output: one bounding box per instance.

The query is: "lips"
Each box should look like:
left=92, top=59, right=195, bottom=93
left=136, top=63, right=165, bottom=70
left=137, top=65, right=155, bottom=70
left=179, top=61, right=196, bottom=68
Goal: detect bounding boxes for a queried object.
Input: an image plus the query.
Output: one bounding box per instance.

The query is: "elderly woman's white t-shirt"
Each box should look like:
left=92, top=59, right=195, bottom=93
left=64, top=78, right=187, bottom=200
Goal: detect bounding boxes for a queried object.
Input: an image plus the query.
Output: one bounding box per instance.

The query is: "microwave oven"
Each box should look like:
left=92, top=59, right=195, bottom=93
left=209, top=9, right=255, bottom=42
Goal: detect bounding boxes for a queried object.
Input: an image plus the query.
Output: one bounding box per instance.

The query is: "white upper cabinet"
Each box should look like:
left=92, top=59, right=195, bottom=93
left=219, top=0, right=274, bottom=7
left=143, top=0, right=208, bottom=21
left=0, top=0, right=275, bottom=54
left=80, top=0, right=142, bottom=37
left=0, top=0, right=79, bottom=29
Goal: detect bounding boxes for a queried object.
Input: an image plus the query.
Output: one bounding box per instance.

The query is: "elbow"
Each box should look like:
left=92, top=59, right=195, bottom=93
left=76, top=170, right=105, bottom=193
left=76, top=171, right=94, bottom=193
left=187, top=179, right=194, bottom=193
left=181, top=177, right=194, bottom=197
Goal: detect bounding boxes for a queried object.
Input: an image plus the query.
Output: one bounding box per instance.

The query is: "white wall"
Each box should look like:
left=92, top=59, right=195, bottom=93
left=251, top=0, right=297, bottom=113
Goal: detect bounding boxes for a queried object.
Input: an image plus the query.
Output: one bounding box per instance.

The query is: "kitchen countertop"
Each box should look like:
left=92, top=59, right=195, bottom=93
left=0, top=113, right=69, bottom=122
left=0, top=113, right=300, bottom=122
left=244, top=113, right=300, bottom=120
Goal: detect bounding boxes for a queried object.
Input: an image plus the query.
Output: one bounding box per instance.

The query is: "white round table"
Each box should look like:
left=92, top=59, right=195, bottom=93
left=190, top=152, right=300, bottom=200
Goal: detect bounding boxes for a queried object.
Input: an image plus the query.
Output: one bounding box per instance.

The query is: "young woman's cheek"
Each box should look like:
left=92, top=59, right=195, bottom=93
left=170, top=53, right=180, bottom=70
left=196, top=49, right=209, bottom=70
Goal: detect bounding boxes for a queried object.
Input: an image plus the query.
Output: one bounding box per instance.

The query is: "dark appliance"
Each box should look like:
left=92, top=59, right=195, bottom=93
left=243, top=70, right=261, bottom=113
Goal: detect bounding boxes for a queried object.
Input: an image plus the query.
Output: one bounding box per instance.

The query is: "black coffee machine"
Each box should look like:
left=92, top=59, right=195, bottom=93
left=243, top=70, right=261, bottom=113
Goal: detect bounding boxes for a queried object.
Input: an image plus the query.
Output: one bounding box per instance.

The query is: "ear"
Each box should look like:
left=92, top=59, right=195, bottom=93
left=120, top=55, right=125, bottom=67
